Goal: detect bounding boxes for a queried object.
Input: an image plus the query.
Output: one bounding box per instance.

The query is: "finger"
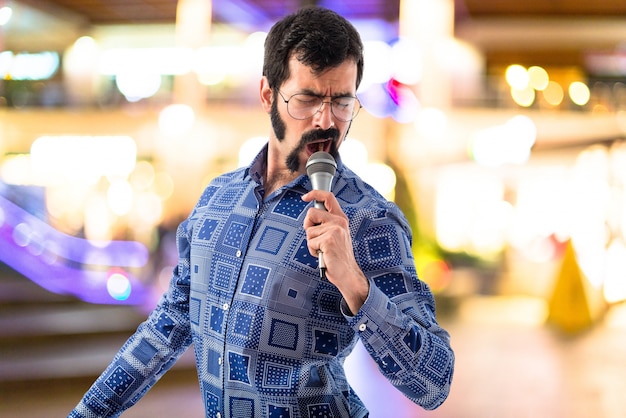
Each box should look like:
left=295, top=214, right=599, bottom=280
left=302, top=190, right=332, bottom=206
left=303, top=207, right=329, bottom=229
left=304, top=232, right=323, bottom=258
left=302, top=190, right=340, bottom=214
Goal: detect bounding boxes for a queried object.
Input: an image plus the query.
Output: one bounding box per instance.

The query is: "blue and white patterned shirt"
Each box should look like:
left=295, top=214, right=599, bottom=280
left=70, top=147, right=454, bottom=418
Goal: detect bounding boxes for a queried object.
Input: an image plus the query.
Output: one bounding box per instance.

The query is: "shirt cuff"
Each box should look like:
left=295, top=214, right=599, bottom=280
left=341, top=283, right=390, bottom=335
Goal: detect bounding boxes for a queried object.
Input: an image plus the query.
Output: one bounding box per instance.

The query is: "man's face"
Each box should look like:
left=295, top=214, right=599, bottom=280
left=269, top=57, right=358, bottom=174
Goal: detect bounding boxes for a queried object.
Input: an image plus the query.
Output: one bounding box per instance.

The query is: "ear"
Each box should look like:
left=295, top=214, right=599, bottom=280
left=260, top=76, right=273, bottom=113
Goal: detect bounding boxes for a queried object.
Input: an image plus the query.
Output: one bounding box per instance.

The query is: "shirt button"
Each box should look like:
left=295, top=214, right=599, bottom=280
left=218, top=357, right=222, bottom=365
left=222, top=303, right=229, bottom=311
left=236, top=250, right=242, bottom=257
left=216, top=413, right=221, bottom=418
left=358, top=323, right=367, bottom=332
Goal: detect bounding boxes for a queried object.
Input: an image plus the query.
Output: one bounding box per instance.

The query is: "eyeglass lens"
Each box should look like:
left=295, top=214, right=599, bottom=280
left=287, top=94, right=360, bottom=121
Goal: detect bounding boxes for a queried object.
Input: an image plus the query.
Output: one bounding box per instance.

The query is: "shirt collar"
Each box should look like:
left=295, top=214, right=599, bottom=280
left=245, top=145, right=264, bottom=185
left=244, top=143, right=344, bottom=188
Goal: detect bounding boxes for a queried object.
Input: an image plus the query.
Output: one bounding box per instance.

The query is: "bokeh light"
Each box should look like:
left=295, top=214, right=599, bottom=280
left=158, top=104, right=195, bottom=136
left=13, top=223, right=32, bottom=248
left=471, top=115, right=536, bottom=166
left=542, top=81, right=564, bottom=106
left=361, top=162, right=397, bottom=200
left=106, top=270, right=132, bottom=301
left=134, top=192, right=163, bottom=226
left=194, top=46, right=232, bottom=86
left=415, top=107, right=448, bottom=140
left=505, top=64, right=529, bottom=90
left=390, top=38, right=422, bottom=86
left=238, top=137, right=268, bottom=167
left=511, top=85, right=535, bottom=107
left=30, top=135, right=137, bottom=186
left=1, top=51, right=59, bottom=80
left=569, top=81, right=591, bottom=106
left=528, top=66, right=549, bottom=91
left=339, top=139, right=369, bottom=174
left=0, top=6, right=12, bottom=25
left=130, top=161, right=156, bottom=191
left=152, top=172, right=175, bottom=201
left=116, top=70, right=162, bottom=102
left=435, top=168, right=509, bottom=254
left=361, top=41, right=393, bottom=88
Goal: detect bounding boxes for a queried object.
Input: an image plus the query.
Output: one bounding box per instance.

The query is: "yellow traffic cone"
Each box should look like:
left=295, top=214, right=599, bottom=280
left=547, top=239, right=598, bottom=335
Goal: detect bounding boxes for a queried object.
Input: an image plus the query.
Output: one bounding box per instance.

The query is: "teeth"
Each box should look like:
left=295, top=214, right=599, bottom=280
left=318, top=142, right=324, bottom=152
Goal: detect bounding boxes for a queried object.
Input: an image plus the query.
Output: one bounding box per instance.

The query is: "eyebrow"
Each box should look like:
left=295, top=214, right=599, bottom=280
left=296, top=88, right=356, bottom=98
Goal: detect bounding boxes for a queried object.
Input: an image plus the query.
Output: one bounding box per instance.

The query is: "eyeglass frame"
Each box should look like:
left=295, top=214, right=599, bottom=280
left=276, top=90, right=362, bottom=122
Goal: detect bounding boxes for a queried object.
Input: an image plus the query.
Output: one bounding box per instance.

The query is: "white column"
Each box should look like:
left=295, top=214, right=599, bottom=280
left=399, top=0, right=455, bottom=109
left=174, top=0, right=212, bottom=108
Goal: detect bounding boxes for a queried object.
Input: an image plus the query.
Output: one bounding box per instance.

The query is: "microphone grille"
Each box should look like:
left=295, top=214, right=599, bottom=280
left=306, top=151, right=337, bottom=176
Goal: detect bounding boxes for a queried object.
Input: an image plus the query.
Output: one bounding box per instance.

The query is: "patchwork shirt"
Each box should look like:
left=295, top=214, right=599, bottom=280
left=69, top=147, right=454, bottom=418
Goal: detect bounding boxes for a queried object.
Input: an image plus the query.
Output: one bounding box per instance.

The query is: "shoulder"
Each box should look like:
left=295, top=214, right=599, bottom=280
left=195, top=166, right=250, bottom=205
left=335, top=166, right=410, bottom=233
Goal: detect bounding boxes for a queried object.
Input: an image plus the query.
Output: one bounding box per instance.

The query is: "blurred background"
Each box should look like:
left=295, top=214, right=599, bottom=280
left=1, top=0, right=626, bottom=417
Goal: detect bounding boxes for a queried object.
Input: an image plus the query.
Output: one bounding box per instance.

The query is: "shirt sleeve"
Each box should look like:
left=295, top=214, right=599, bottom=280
left=68, top=217, right=195, bottom=418
left=341, top=202, right=455, bottom=410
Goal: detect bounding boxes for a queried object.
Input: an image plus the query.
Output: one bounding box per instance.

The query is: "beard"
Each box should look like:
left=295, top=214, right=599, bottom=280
left=270, top=96, right=287, bottom=142
left=270, top=97, right=342, bottom=173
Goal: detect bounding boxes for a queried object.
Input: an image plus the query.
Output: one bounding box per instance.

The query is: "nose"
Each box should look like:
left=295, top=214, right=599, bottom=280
left=313, top=101, right=334, bottom=130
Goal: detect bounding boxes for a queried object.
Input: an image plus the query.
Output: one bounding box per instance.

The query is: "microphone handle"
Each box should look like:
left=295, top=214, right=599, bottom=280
left=317, top=251, right=326, bottom=278
left=314, top=199, right=327, bottom=278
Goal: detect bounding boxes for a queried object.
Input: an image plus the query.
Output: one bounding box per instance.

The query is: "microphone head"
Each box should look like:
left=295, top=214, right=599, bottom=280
left=306, top=151, right=337, bottom=178
left=306, top=151, right=337, bottom=196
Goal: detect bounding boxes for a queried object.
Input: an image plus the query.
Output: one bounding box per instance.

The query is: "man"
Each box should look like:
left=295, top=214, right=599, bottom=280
left=70, top=6, right=454, bottom=418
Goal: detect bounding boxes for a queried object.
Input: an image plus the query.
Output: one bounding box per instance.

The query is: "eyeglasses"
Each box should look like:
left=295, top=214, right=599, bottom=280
left=277, top=90, right=361, bottom=122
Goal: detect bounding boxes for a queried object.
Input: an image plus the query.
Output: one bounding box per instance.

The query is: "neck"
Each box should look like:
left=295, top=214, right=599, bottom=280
left=263, top=169, right=299, bottom=197
left=263, top=142, right=302, bottom=197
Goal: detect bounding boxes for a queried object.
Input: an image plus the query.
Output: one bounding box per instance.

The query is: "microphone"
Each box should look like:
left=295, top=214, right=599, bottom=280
left=306, top=151, right=337, bottom=279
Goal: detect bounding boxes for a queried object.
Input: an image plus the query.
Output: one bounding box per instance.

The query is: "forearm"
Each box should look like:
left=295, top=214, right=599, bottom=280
left=343, top=284, right=454, bottom=410
left=69, top=298, right=193, bottom=417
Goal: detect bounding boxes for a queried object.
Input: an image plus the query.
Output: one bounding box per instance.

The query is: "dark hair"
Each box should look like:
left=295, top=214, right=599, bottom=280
left=263, top=6, right=364, bottom=91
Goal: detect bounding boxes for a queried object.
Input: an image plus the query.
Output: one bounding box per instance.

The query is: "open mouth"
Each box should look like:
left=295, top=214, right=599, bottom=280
left=306, top=140, right=331, bottom=155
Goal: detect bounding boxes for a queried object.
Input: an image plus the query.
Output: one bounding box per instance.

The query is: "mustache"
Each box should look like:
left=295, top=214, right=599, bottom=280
left=285, top=127, right=341, bottom=173
left=301, top=127, right=340, bottom=144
